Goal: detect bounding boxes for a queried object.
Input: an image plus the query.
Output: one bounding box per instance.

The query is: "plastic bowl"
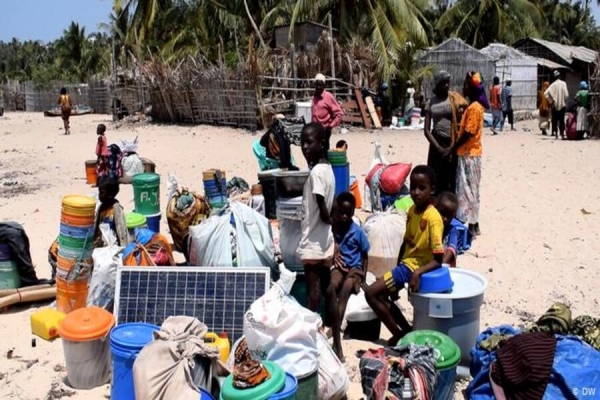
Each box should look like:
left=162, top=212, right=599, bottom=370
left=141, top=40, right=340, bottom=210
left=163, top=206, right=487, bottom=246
left=418, top=266, right=454, bottom=294
left=274, top=171, right=309, bottom=198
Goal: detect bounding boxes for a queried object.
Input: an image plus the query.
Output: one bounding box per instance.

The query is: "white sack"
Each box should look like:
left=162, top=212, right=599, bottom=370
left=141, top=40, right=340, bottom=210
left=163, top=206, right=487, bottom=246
left=87, top=224, right=123, bottom=310
left=317, top=331, right=350, bottom=400
left=363, top=211, right=407, bottom=278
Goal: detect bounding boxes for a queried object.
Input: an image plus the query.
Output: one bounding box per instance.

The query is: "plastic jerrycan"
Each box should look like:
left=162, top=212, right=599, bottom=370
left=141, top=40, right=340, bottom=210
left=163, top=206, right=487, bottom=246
left=204, top=332, right=231, bottom=363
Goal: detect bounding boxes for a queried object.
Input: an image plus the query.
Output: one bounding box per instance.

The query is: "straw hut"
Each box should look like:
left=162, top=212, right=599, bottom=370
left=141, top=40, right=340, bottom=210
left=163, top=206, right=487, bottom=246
left=419, top=38, right=496, bottom=100
left=513, top=38, right=597, bottom=98
left=480, top=44, right=538, bottom=111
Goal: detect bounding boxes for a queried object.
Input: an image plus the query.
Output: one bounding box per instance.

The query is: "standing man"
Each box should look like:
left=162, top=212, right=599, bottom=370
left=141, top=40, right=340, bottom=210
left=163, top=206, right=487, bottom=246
left=500, top=78, right=515, bottom=131
left=490, top=76, right=502, bottom=134
left=312, top=73, right=343, bottom=153
left=545, top=70, right=569, bottom=140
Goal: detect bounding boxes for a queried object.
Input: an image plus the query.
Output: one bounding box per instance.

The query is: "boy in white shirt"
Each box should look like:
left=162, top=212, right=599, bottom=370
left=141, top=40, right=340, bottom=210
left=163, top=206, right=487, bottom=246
left=297, top=122, right=336, bottom=313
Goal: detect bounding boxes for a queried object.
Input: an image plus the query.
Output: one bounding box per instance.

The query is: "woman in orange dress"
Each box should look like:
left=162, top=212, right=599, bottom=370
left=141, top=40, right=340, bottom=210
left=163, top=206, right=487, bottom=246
left=58, top=87, right=72, bottom=135
left=538, top=82, right=550, bottom=135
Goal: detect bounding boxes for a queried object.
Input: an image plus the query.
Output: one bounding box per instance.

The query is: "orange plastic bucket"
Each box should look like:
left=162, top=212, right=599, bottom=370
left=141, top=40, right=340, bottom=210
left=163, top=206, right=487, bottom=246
left=61, top=213, right=96, bottom=227
left=85, top=161, right=97, bottom=185
left=57, top=255, right=77, bottom=270
left=56, top=277, right=89, bottom=314
left=350, top=179, right=362, bottom=209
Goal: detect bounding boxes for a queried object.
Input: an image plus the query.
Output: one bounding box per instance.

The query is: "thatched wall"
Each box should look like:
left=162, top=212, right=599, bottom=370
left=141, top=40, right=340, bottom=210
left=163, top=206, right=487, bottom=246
left=420, top=38, right=496, bottom=100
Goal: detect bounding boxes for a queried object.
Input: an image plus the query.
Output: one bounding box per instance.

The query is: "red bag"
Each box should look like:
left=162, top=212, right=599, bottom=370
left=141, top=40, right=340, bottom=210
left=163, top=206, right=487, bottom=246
left=379, top=163, right=412, bottom=194
left=566, top=113, right=577, bottom=140
left=366, top=163, right=385, bottom=188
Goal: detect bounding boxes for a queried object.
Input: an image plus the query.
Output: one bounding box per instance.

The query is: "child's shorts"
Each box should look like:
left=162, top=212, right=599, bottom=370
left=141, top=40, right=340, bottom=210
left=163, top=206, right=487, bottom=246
left=383, top=263, right=413, bottom=293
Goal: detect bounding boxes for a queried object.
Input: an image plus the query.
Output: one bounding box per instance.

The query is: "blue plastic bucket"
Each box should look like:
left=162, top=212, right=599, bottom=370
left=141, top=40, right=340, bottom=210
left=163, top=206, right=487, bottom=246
left=435, top=364, right=458, bottom=399
left=143, top=213, right=161, bottom=233
left=203, top=178, right=227, bottom=189
left=200, top=387, right=215, bottom=399
left=58, top=246, right=93, bottom=261
left=205, top=187, right=227, bottom=197
left=270, top=373, right=298, bottom=400
left=59, top=223, right=94, bottom=239
left=0, top=243, right=12, bottom=262
left=332, top=163, right=350, bottom=196
left=110, top=323, right=160, bottom=400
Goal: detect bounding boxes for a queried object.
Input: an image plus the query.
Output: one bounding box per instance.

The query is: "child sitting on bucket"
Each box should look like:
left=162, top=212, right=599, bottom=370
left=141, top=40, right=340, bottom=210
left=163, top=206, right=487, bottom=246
left=365, top=165, right=444, bottom=345
left=435, top=191, right=460, bottom=267
left=297, top=122, right=336, bottom=315
left=327, top=191, right=370, bottom=361
left=93, top=177, right=128, bottom=248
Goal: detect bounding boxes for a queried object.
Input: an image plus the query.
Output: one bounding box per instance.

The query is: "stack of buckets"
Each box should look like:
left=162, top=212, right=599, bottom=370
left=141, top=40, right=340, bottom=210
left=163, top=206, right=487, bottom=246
left=56, top=195, right=96, bottom=314
left=328, top=151, right=349, bottom=196
left=0, top=243, right=20, bottom=290
left=132, top=173, right=162, bottom=233
left=203, top=169, right=228, bottom=209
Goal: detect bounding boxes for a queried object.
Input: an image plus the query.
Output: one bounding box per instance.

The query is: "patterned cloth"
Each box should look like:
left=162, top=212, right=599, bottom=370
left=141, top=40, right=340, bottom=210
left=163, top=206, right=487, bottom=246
left=501, top=86, right=513, bottom=112
left=232, top=360, right=271, bottom=389
left=456, top=156, right=482, bottom=225
left=358, top=348, right=389, bottom=400
left=456, top=102, right=484, bottom=157
left=576, top=106, right=589, bottom=132
left=386, top=344, right=437, bottom=400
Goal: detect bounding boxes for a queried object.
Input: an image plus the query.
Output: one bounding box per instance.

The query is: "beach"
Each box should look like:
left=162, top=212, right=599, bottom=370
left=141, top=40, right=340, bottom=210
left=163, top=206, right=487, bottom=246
left=0, top=112, right=599, bottom=399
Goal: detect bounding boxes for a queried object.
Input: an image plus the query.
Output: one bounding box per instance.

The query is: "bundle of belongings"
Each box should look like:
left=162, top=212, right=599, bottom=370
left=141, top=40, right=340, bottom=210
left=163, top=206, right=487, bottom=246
left=187, top=202, right=276, bottom=275
left=120, top=136, right=144, bottom=177
left=227, top=177, right=250, bottom=200
left=133, top=316, right=229, bottom=400
left=467, top=303, right=600, bottom=399
left=259, top=115, right=303, bottom=171
left=358, top=345, right=437, bottom=400
left=363, top=142, right=411, bottom=212
left=122, top=228, right=175, bottom=266
left=166, top=174, right=210, bottom=252
left=0, top=222, right=49, bottom=286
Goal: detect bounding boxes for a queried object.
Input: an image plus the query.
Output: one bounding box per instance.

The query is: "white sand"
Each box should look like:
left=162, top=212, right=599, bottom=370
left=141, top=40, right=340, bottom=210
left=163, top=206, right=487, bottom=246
left=0, top=113, right=598, bottom=399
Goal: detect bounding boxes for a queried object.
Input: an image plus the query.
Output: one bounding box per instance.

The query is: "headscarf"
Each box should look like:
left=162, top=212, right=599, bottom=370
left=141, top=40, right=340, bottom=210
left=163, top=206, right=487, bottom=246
left=580, top=81, right=588, bottom=90
left=465, top=71, right=490, bottom=109
left=315, top=73, right=326, bottom=83
left=434, top=70, right=451, bottom=90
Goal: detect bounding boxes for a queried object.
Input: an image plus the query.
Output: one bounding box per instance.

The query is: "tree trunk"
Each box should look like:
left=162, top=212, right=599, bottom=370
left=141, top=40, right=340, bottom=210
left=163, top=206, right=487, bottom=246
left=243, top=0, right=266, bottom=50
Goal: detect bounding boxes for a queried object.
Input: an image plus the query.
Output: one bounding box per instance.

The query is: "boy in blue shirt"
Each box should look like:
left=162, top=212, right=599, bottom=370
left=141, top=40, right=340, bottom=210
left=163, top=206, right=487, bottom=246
left=327, top=192, right=370, bottom=361
left=436, top=191, right=460, bottom=267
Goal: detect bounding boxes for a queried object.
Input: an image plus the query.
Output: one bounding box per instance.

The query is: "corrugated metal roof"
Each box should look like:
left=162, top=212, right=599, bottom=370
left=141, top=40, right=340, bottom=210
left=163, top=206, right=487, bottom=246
left=481, top=43, right=532, bottom=61
left=535, top=57, right=570, bottom=70
left=526, top=38, right=597, bottom=64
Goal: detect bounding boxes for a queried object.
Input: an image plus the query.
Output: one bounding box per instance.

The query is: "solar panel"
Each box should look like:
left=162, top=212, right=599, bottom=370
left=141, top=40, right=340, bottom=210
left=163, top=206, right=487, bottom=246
left=114, top=267, right=271, bottom=342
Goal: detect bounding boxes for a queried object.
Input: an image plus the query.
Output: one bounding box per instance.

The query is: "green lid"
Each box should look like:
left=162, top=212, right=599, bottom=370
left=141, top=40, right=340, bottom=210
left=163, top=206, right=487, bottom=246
left=132, top=173, right=160, bottom=184
left=394, top=196, right=414, bottom=212
left=221, top=361, right=285, bottom=400
left=399, top=330, right=461, bottom=370
left=126, top=213, right=147, bottom=228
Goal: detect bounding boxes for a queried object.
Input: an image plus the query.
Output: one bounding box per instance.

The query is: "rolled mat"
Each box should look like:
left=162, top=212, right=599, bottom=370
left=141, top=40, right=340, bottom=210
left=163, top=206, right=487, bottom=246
left=0, top=283, right=53, bottom=298
left=0, top=287, right=56, bottom=309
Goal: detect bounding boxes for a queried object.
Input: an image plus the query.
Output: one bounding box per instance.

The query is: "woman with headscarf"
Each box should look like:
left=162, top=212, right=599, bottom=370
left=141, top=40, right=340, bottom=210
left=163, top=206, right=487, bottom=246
left=538, top=81, right=551, bottom=135
left=424, top=70, right=468, bottom=194
left=576, top=81, right=589, bottom=139
left=442, top=71, right=487, bottom=237
left=311, top=73, right=344, bottom=153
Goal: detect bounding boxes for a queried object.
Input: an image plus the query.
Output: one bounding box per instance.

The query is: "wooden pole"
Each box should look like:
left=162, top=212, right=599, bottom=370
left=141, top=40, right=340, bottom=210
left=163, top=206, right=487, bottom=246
left=291, top=44, right=297, bottom=103
left=328, top=14, right=336, bottom=89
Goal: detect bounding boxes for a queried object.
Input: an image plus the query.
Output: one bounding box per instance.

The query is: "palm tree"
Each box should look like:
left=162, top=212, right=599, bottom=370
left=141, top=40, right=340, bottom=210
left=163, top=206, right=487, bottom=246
left=436, top=0, right=544, bottom=48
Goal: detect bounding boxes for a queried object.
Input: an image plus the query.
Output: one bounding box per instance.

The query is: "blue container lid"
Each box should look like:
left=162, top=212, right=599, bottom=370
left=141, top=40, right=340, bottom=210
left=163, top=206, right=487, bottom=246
left=110, top=323, right=160, bottom=352
left=200, top=387, right=215, bottom=400
left=270, top=373, right=298, bottom=399
left=418, top=266, right=454, bottom=294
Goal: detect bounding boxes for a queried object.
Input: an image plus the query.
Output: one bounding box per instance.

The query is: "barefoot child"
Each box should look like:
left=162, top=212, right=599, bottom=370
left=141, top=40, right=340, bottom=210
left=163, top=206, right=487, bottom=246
left=365, top=165, right=444, bottom=344
left=436, top=191, right=459, bottom=267
left=96, top=124, right=110, bottom=180
left=93, top=177, right=128, bottom=248
left=58, top=88, right=72, bottom=135
left=297, top=122, right=336, bottom=313
left=327, top=192, right=370, bottom=360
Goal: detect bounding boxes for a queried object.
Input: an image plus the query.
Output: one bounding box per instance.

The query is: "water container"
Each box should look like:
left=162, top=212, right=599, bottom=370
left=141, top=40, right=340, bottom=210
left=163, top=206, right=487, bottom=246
left=409, top=268, right=487, bottom=378
left=418, top=265, right=454, bottom=294
left=295, top=102, right=312, bottom=122
left=332, top=163, right=350, bottom=196
left=258, top=169, right=281, bottom=220
left=56, top=277, right=89, bottom=314
left=62, top=195, right=97, bottom=216
left=132, top=173, right=161, bottom=215
left=58, top=307, right=114, bottom=389
left=85, top=160, right=97, bottom=185
left=204, top=332, right=231, bottom=363
left=0, top=260, right=20, bottom=290
left=349, top=176, right=362, bottom=209
left=0, top=242, right=11, bottom=262
left=270, top=373, right=298, bottom=400
left=221, top=361, right=285, bottom=400
left=144, top=212, right=161, bottom=233
left=295, top=368, right=318, bottom=400
left=110, top=322, right=160, bottom=400
left=399, top=330, right=461, bottom=400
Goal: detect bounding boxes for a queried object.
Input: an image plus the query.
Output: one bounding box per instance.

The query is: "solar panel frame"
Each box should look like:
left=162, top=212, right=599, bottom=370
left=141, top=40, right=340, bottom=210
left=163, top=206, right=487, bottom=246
left=114, top=266, right=270, bottom=342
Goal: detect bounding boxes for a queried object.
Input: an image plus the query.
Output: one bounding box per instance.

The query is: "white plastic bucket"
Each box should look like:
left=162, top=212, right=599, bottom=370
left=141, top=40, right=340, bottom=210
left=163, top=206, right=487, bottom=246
left=409, top=268, right=487, bottom=378
left=62, top=337, right=112, bottom=389
left=295, top=102, right=312, bottom=122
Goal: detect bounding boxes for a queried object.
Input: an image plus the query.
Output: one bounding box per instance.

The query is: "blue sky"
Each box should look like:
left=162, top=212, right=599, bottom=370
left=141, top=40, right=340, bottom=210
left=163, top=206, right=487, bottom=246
left=1, top=0, right=600, bottom=42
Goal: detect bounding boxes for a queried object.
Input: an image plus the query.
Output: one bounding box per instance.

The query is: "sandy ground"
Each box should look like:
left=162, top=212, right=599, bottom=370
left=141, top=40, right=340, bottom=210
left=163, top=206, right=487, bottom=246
left=0, top=112, right=599, bottom=400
